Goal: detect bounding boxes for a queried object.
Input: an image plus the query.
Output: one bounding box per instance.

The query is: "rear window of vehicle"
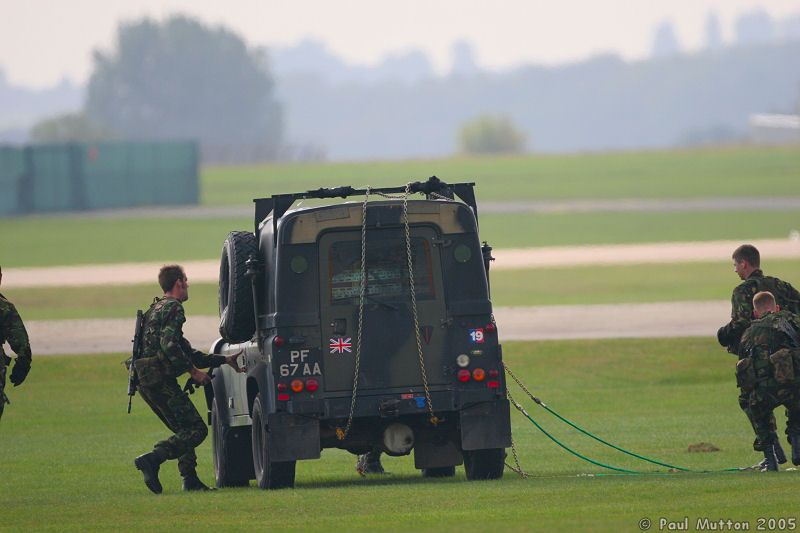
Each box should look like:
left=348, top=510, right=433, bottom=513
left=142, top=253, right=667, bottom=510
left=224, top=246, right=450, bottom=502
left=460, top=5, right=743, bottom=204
left=328, top=235, right=435, bottom=305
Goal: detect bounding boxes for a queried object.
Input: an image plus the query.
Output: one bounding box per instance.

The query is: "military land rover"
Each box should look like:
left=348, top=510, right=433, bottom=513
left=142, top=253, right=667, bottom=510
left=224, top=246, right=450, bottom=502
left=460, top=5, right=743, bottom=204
left=205, top=177, right=511, bottom=489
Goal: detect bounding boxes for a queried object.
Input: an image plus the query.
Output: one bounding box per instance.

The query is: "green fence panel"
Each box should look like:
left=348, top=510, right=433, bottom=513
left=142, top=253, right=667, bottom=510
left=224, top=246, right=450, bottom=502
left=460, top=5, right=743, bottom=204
left=0, top=146, right=24, bottom=215
left=82, top=141, right=198, bottom=209
left=29, top=144, right=81, bottom=212
left=0, top=141, right=198, bottom=216
left=82, top=143, right=133, bottom=210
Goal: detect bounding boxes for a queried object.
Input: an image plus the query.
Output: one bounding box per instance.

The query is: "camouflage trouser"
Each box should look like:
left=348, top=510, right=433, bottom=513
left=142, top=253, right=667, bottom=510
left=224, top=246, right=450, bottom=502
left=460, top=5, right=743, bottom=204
left=0, top=354, right=9, bottom=420
left=747, top=386, right=800, bottom=451
left=139, top=377, right=208, bottom=477
left=739, top=390, right=777, bottom=443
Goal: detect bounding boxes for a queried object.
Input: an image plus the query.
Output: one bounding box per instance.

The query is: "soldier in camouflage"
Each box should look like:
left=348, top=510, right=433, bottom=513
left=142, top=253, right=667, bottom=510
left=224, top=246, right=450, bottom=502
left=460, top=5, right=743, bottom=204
left=0, top=265, right=32, bottom=421
left=134, top=265, right=243, bottom=494
left=717, top=244, right=800, bottom=468
left=737, top=291, right=800, bottom=471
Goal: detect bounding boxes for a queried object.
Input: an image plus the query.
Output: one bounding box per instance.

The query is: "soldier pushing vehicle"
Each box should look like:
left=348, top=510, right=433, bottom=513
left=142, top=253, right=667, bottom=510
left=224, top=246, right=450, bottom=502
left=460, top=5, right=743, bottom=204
left=206, top=177, right=511, bottom=488
left=131, top=265, right=243, bottom=494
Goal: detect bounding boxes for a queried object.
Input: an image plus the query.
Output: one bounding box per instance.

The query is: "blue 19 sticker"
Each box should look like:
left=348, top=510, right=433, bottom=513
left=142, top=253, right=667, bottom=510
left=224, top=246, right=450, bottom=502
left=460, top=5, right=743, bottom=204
left=469, top=328, right=485, bottom=344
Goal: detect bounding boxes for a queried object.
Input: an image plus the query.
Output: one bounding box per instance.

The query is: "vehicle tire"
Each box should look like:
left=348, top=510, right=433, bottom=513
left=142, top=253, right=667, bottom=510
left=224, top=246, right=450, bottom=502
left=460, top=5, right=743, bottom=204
left=421, top=466, right=456, bottom=478
left=219, top=230, right=258, bottom=343
left=463, top=448, right=505, bottom=480
left=211, top=396, right=253, bottom=487
left=251, top=393, right=296, bottom=489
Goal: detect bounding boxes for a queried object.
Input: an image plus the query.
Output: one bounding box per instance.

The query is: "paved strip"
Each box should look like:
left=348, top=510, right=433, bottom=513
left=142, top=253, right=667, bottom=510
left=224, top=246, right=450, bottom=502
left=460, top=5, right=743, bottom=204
left=20, top=301, right=729, bottom=356
left=495, top=238, right=800, bottom=269
left=5, top=238, right=800, bottom=289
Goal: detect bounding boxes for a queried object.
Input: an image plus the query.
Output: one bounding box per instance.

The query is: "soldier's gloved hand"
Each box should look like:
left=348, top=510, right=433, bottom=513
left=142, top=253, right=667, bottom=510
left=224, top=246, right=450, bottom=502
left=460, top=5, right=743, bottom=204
left=716, top=327, right=730, bottom=347
left=225, top=350, right=245, bottom=373
left=189, top=366, right=211, bottom=386
left=10, top=358, right=31, bottom=386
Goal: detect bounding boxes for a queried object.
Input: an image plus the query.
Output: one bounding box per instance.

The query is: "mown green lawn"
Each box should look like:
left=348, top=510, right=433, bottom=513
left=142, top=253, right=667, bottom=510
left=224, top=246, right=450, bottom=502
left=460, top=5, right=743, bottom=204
left=2, top=209, right=798, bottom=268
left=9, top=259, right=800, bottom=321
left=0, top=338, right=795, bottom=532
left=202, top=145, right=800, bottom=204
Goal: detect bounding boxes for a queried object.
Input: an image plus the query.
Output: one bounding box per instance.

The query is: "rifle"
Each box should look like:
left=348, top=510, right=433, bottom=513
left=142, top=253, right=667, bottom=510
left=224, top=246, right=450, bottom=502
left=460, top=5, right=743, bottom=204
left=127, top=310, right=145, bottom=414
left=0, top=354, right=10, bottom=420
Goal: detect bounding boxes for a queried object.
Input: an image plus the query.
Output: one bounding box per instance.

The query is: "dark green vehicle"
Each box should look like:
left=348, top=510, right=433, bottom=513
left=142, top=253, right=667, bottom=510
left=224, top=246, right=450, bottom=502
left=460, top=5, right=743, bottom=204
left=205, top=177, right=511, bottom=489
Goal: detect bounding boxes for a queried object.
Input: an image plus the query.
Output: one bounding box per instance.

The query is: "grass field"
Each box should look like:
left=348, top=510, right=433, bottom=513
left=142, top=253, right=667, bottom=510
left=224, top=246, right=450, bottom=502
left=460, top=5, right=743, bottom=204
left=9, top=259, right=800, bottom=321
left=1, top=338, right=796, bottom=532
left=2, top=209, right=799, bottom=268
left=202, top=145, right=800, bottom=204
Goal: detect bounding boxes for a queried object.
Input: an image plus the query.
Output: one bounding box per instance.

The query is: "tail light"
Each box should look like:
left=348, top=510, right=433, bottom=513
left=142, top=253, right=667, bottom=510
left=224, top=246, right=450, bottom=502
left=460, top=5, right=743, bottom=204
left=488, top=368, right=499, bottom=379
left=457, top=369, right=471, bottom=382
left=487, top=381, right=500, bottom=389
left=290, top=379, right=304, bottom=392
left=273, top=335, right=286, bottom=348
left=277, top=382, right=288, bottom=392
left=485, top=323, right=497, bottom=333
left=472, top=368, right=486, bottom=381
left=277, top=393, right=290, bottom=401
left=306, top=378, right=319, bottom=392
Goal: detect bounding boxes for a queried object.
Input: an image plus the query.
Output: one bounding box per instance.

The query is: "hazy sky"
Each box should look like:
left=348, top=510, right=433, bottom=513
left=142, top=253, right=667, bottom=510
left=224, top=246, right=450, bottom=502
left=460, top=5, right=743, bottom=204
left=1, top=0, right=798, bottom=88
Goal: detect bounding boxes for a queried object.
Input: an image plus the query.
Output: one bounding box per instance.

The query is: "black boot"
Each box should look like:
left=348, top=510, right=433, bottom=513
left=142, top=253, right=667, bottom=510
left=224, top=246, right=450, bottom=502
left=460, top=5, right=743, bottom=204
left=774, top=439, right=788, bottom=465
left=182, top=472, right=214, bottom=491
left=790, top=435, right=800, bottom=466
left=760, top=445, right=779, bottom=472
left=356, top=450, right=386, bottom=476
left=134, top=452, right=165, bottom=494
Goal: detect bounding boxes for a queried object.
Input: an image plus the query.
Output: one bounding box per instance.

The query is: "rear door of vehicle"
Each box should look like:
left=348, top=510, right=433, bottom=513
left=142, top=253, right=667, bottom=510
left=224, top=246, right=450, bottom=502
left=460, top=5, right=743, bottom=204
left=319, top=225, right=447, bottom=392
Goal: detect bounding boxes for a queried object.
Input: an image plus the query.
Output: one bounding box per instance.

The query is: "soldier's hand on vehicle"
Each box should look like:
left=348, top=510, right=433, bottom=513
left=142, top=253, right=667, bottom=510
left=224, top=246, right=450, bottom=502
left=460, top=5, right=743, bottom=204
left=225, top=350, right=245, bottom=373
left=189, top=366, right=211, bottom=385
left=10, top=358, right=31, bottom=386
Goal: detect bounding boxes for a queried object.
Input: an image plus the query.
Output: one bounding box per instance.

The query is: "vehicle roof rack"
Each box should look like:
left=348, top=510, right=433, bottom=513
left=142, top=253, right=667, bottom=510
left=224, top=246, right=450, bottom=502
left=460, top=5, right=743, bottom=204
left=252, top=176, right=478, bottom=238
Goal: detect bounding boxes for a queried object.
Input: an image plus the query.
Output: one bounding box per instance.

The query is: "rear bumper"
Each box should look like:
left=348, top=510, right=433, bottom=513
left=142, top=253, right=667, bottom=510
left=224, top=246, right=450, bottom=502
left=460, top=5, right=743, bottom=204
left=268, top=388, right=510, bottom=461
left=286, top=387, right=504, bottom=418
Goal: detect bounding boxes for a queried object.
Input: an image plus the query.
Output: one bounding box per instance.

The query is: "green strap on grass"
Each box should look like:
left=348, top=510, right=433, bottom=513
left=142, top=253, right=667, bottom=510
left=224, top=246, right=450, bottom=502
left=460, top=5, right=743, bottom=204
left=537, top=402, right=742, bottom=473
left=504, top=366, right=743, bottom=475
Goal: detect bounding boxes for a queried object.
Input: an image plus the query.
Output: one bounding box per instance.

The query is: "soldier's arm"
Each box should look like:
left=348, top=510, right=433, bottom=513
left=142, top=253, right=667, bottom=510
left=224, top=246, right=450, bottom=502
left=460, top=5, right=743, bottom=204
left=159, top=302, right=193, bottom=375
left=180, top=337, right=225, bottom=370
left=2, top=302, right=32, bottom=362
left=718, top=284, right=755, bottom=350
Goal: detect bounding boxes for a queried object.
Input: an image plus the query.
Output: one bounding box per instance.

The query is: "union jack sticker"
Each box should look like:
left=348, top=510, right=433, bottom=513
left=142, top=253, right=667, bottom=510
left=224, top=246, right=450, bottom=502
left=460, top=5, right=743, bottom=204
left=330, top=337, right=353, bottom=354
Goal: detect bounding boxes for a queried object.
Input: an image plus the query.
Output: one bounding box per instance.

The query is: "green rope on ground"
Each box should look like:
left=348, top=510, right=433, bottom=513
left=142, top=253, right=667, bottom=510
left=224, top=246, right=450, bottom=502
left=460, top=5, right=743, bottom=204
left=538, top=402, right=738, bottom=473
left=504, top=365, right=744, bottom=475
left=507, top=391, right=644, bottom=474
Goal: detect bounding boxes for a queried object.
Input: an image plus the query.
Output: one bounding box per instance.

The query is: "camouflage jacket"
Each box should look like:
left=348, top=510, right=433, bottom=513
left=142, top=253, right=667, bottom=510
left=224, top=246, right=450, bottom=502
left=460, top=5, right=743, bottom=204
left=0, top=292, right=32, bottom=363
left=719, top=270, right=800, bottom=354
left=738, top=310, right=800, bottom=384
left=141, top=296, right=223, bottom=378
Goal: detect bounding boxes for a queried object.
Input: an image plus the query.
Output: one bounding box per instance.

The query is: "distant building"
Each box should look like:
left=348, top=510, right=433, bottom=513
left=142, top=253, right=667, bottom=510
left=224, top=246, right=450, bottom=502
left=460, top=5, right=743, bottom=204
left=749, top=114, right=800, bottom=144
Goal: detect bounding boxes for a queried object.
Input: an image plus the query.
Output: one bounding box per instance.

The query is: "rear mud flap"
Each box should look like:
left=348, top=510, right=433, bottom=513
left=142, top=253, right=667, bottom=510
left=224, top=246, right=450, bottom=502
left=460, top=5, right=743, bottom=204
left=460, top=400, right=511, bottom=451
left=414, top=425, right=463, bottom=469
left=267, top=413, right=321, bottom=462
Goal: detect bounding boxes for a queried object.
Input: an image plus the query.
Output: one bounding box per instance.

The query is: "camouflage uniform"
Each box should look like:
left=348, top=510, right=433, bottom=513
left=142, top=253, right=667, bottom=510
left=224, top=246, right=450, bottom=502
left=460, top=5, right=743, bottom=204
left=0, top=292, right=32, bottom=420
left=135, top=296, right=225, bottom=476
left=737, top=310, right=800, bottom=452
left=718, top=270, right=800, bottom=355
left=718, top=270, right=800, bottom=441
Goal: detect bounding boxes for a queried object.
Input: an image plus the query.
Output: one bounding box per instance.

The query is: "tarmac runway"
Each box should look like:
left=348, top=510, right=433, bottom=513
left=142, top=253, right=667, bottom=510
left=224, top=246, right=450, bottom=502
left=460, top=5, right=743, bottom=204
left=24, top=300, right=728, bottom=356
